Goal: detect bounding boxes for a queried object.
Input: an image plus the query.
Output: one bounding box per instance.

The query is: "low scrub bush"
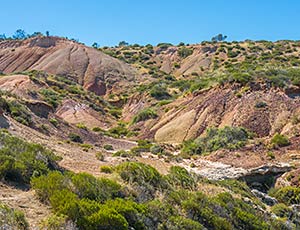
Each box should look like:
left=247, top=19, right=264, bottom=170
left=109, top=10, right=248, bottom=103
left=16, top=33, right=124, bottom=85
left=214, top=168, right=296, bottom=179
left=270, top=186, right=300, bottom=205
left=178, top=47, right=193, bottom=58
left=182, top=126, right=251, bottom=155
left=0, top=130, right=60, bottom=184
left=68, top=133, right=83, bottom=143
left=0, top=202, right=28, bottom=230
left=271, top=133, right=290, bottom=147
left=100, top=166, right=113, bottom=174
left=165, top=166, right=197, bottom=190
left=150, top=85, right=171, bottom=100
left=132, top=108, right=158, bottom=123
left=116, top=162, right=163, bottom=188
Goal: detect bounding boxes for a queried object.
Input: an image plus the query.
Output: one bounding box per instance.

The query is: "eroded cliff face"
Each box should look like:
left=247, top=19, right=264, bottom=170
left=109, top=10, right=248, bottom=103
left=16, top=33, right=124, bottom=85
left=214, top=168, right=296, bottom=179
left=0, top=36, right=137, bottom=96
left=124, top=84, right=300, bottom=144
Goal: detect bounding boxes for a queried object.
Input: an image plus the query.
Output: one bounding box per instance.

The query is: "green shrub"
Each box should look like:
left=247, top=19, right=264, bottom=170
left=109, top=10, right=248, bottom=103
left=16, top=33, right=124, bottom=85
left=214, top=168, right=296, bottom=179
left=103, top=144, right=113, bottom=150
left=96, top=152, right=105, bottom=161
left=40, top=214, right=70, bottom=230
left=85, top=207, right=128, bottom=230
left=217, top=180, right=254, bottom=198
left=157, top=43, right=173, bottom=50
left=255, top=101, right=267, bottom=108
left=271, top=203, right=292, bottom=218
left=100, top=166, right=113, bottom=174
left=150, top=85, right=171, bottom=100
left=112, top=150, right=130, bottom=157
left=165, top=166, right=197, bottom=190
left=71, top=173, right=121, bottom=202
left=178, top=47, right=193, bottom=58
left=0, top=130, right=60, bottom=184
left=116, top=162, right=163, bottom=188
left=132, top=108, right=158, bottom=123
left=270, top=186, right=300, bottom=205
left=109, top=108, right=122, bottom=119
left=182, top=192, right=232, bottom=230
left=159, top=216, right=204, bottom=230
left=0, top=202, right=29, bottom=230
left=271, top=133, right=290, bottom=147
left=105, top=123, right=136, bottom=138
left=231, top=73, right=252, bottom=85
left=182, top=126, right=251, bottom=155
left=130, top=140, right=153, bottom=154
left=76, top=123, right=87, bottom=130
left=68, top=133, right=83, bottom=143
left=232, top=208, right=269, bottom=230
left=8, top=100, right=32, bottom=126
left=49, top=189, right=80, bottom=220
left=92, top=126, right=103, bottom=132
left=49, top=118, right=58, bottom=127
left=104, top=199, right=146, bottom=229
left=150, top=144, right=164, bottom=155
left=31, top=171, right=68, bottom=202
left=39, top=89, right=61, bottom=108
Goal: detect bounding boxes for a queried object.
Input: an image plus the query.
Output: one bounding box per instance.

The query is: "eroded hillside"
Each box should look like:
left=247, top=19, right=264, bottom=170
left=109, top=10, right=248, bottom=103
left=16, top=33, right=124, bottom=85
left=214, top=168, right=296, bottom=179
left=0, top=36, right=137, bottom=96
left=0, top=36, right=300, bottom=229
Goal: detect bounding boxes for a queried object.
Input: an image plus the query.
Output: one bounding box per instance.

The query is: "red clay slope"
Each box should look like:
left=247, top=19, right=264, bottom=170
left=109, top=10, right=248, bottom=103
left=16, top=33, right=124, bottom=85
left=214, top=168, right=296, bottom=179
left=0, top=36, right=137, bottom=96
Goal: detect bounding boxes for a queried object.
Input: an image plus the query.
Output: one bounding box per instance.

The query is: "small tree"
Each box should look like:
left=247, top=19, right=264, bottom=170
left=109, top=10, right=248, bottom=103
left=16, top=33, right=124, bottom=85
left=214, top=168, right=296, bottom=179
left=92, top=42, right=100, bottom=49
left=118, top=41, right=129, bottom=47
left=12, top=29, right=27, bottom=40
left=211, top=34, right=227, bottom=42
left=0, top=34, right=6, bottom=40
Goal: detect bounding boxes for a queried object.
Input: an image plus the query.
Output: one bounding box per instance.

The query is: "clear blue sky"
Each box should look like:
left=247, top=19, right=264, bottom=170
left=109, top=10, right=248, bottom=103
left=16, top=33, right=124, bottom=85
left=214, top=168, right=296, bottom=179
left=1, top=0, right=300, bottom=46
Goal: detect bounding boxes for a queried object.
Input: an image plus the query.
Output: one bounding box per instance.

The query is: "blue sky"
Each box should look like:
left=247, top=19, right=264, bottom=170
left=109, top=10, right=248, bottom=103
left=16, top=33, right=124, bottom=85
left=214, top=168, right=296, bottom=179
left=1, top=0, right=300, bottom=46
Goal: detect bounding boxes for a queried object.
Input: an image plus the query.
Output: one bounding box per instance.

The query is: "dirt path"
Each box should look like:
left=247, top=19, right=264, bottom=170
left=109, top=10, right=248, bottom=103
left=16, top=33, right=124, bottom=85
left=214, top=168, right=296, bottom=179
left=0, top=182, right=50, bottom=229
left=7, top=117, right=135, bottom=176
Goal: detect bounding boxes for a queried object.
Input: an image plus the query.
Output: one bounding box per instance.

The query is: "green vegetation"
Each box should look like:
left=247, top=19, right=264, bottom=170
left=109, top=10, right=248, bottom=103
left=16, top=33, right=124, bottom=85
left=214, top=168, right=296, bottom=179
left=255, top=101, right=268, bottom=108
left=100, top=166, right=113, bottom=174
left=271, top=133, right=290, bottom=147
left=95, top=152, right=105, bottom=161
left=6, top=145, right=295, bottom=230
left=165, top=166, right=197, bottom=190
left=103, top=144, right=113, bottom=151
left=68, top=133, right=83, bottom=143
left=182, top=126, right=251, bottom=155
left=0, top=97, right=32, bottom=126
left=132, top=108, right=158, bottom=123
left=76, top=123, right=87, bottom=130
left=271, top=203, right=292, bottom=218
left=103, top=122, right=138, bottom=138
left=0, top=130, right=60, bottom=184
left=0, top=202, right=28, bottom=230
left=149, top=84, right=171, bottom=100
left=178, top=47, right=193, bottom=58
left=49, top=118, right=58, bottom=127
left=39, top=88, right=62, bottom=108
left=270, top=186, right=300, bottom=205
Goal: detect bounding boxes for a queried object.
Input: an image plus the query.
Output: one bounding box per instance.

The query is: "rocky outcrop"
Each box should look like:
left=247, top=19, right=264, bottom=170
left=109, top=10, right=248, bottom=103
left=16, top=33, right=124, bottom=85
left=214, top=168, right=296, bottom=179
left=0, top=115, right=9, bottom=129
left=251, top=189, right=278, bottom=206
left=180, top=158, right=291, bottom=187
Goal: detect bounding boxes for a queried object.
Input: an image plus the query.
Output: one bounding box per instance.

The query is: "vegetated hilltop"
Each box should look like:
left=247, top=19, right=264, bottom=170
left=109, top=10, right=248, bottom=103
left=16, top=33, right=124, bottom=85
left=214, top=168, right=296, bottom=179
left=0, top=35, right=300, bottom=229
left=0, top=36, right=137, bottom=96
left=103, top=40, right=300, bottom=77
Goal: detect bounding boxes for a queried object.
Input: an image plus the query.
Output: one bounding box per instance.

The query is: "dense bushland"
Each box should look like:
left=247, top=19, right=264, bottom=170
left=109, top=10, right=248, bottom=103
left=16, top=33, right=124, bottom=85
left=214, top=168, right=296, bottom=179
left=30, top=161, right=292, bottom=229
left=0, top=129, right=60, bottom=184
